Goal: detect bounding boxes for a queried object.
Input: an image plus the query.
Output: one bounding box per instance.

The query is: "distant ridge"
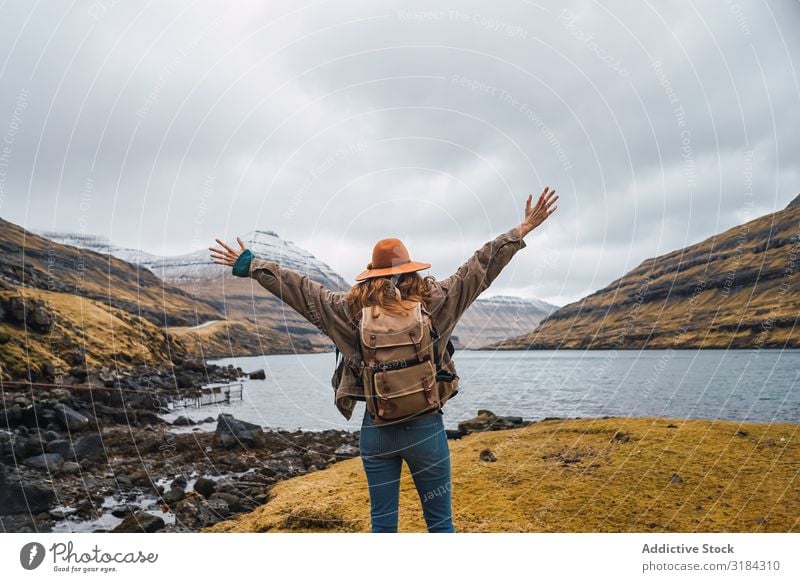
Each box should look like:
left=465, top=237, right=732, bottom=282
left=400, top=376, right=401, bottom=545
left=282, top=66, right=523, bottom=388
left=489, top=194, right=800, bottom=350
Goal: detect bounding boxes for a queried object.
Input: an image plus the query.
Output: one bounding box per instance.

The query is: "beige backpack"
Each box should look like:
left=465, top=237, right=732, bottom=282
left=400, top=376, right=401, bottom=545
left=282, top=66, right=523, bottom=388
left=356, top=300, right=458, bottom=425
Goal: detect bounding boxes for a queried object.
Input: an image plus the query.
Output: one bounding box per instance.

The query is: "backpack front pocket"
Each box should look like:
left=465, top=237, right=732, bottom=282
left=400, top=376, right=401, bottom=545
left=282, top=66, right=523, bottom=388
left=373, top=359, right=439, bottom=421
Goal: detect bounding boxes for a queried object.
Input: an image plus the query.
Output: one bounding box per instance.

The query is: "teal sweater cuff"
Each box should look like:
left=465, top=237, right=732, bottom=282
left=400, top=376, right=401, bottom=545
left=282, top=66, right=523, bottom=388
left=232, top=249, right=253, bottom=277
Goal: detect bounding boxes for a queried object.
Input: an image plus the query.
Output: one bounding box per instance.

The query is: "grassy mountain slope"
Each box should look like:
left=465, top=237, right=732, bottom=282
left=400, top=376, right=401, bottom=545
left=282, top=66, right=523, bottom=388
left=490, top=196, right=800, bottom=350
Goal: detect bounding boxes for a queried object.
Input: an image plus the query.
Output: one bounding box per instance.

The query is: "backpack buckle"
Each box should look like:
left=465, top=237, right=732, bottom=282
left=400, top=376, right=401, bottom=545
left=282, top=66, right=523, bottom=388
left=422, top=377, right=435, bottom=405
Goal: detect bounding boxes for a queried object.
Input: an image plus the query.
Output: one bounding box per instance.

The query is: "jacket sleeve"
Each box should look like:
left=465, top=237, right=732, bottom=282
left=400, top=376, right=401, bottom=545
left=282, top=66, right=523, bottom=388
left=433, top=226, right=527, bottom=334
left=234, top=250, right=354, bottom=338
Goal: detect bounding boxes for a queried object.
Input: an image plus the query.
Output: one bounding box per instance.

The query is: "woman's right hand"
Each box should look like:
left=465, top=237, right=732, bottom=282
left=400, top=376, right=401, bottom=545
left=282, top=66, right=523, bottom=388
left=209, top=236, right=248, bottom=267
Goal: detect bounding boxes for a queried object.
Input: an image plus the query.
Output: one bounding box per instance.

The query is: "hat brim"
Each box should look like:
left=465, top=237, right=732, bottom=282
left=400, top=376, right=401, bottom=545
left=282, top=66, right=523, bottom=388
left=354, top=260, right=432, bottom=282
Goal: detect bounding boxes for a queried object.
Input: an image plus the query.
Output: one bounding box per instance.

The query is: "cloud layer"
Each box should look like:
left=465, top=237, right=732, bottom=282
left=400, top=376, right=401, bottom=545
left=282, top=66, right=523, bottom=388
left=1, top=0, right=798, bottom=304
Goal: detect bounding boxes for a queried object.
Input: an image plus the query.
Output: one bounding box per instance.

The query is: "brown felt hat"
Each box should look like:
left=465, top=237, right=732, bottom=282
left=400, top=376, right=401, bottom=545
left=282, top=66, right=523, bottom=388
left=354, top=237, right=431, bottom=281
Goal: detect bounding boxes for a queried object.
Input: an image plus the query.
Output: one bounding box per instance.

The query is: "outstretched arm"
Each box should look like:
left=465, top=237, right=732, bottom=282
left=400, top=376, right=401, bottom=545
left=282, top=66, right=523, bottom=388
left=434, top=187, right=558, bottom=334
left=209, top=236, right=354, bottom=339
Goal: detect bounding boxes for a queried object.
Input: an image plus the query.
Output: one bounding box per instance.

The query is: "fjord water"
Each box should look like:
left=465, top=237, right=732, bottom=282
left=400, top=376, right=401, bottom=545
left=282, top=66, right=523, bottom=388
left=160, top=349, right=800, bottom=432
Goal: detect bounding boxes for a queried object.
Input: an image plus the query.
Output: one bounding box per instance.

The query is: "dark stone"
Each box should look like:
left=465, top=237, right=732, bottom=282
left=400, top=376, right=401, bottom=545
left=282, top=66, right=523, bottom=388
left=0, top=463, right=55, bottom=514
left=669, top=473, right=683, bottom=484
left=479, top=448, right=497, bottom=462
left=5, top=297, right=52, bottom=332
left=68, top=367, right=88, bottom=380
left=171, top=495, right=228, bottom=529
left=162, top=485, right=185, bottom=504
left=110, top=504, right=138, bottom=518
left=173, top=416, right=195, bottom=426
left=333, top=444, right=359, bottom=458
left=457, top=410, right=531, bottom=435
left=111, top=511, right=165, bottom=533
left=13, top=433, right=47, bottom=458
left=210, top=491, right=242, bottom=512
left=193, top=477, right=217, bottom=498
left=24, top=453, right=64, bottom=470
left=18, top=405, right=58, bottom=429
left=213, top=413, right=265, bottom=449
left=54, top=403, right=89, bottom=431
left=71, top=434, right=104, bottom=461
left=259, top=450, right=307, bottom=479
left=45, top=439, right=73, bottom=457
left=248, top=369, right=266, bottom=380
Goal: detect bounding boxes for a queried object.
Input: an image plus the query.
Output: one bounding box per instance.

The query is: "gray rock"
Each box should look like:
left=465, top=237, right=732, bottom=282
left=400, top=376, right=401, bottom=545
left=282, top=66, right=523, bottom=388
left=46, top=439, right=73, bottom=457
left=14, top=433, right=47, bottom=458
left=479, top=448, right=497, bottom=462
left=457, top=409, right=529, bottom=435
left=60, top=462, right=81, bottom=475
left=334, top=444, right=359, bottom=458
left=23, top=453, right=64, bottom=470
left=49, top=506, right=78, bottom=520
left=210, top=491, right=242, bottom=512
left=213, top=413, right=265, bottom=449
left=193, top=477, right=217, bottom=498
left=71, top=434, right=104, bottom=461
left=172, top=415, right=195, bottom=426
left=111, top=511, right=165, bottom=533
left=162, top=485, right=186, bottom=504
left=0, top=461, right=55, bottom=515
left=248, top=369, right=266, bottom=380
left=171, top=495, right=228, bottom=529
left=260, top=450, right=307, bottom=479
left=110, top=504, right=138, bottom=518
left=54, top=403, right=89, bottom=431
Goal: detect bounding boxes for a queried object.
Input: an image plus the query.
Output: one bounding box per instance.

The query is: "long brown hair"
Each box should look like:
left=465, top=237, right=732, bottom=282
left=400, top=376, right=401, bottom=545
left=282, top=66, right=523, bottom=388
left=345, top=272, right=435, bottom=321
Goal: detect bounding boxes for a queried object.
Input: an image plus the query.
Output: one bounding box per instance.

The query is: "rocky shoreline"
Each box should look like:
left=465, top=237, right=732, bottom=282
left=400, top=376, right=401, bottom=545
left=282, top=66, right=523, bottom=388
left=0, top=360, right=365, bottom=533
left=1, top=359, right=530, bottom=533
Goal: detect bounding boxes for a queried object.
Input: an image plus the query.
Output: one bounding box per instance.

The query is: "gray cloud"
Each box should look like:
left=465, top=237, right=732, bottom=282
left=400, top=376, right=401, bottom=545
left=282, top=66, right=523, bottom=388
left=1, top=0, right=798, bottom=306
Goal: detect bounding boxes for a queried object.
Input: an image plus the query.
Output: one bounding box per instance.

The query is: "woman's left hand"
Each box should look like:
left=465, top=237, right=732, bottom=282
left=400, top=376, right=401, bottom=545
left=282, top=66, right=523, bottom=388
left=518, top=186, right=558, bottom=238
left=209, top=236, right=248, bottom=267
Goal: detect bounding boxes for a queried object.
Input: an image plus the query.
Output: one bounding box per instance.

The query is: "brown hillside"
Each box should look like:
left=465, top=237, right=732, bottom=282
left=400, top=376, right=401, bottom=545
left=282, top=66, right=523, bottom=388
left=0, top=217, right=293, bottom=379
left=490, top=197, right=800, bottom=350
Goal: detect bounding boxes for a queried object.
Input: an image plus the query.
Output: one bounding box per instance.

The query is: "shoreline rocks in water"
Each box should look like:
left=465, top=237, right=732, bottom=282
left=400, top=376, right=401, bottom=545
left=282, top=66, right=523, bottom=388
left=0, top=358, right=362, bottom=533
left=449, top=409, right=534, bottom=438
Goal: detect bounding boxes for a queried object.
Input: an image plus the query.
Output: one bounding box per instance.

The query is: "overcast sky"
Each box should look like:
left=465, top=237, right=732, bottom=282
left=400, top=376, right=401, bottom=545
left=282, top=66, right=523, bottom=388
left=1, top=1, right=798, bottom=305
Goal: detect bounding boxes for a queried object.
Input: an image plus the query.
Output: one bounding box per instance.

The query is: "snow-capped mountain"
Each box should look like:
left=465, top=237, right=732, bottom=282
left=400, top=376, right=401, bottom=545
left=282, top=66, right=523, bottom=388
left=453, top=294, right=560, bottom=349
left=30, top=227, right=558, bottom=349
left=31, top=228, right=349, bottom=291
left=474, top=294, right=559, bottom=315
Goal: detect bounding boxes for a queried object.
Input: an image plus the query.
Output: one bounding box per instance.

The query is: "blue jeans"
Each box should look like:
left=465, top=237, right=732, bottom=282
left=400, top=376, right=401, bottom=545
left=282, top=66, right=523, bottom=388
left=358, top=407, right=455, bottom=533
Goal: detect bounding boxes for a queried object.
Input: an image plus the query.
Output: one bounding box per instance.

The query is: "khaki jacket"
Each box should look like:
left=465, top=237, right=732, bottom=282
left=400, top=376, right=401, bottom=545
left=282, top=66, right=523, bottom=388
left=245, top=226, right=528, bottom=419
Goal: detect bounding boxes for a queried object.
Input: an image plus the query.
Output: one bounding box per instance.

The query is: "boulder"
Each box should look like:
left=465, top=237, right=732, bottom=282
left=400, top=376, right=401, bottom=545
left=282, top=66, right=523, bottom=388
left=193, top=477, right=217, bottom=498
left=71, top=434, right=104, bottom=462
left=13, top=433, right=47, bottom=458
left=111, top=511, right=166, bottom=533
left=213, top=414, right=265, bottom=449
left=54, top=403, right=89, bottom=431
left=479, top=448, right=497, bottom=462
left=334, top=444, right=359, bottom=458
left=0, top=462, right=55, bottom=514
left=248, top=369, right=266, bottom=380
left=259, top=449, right=307, bottom=479
left=457, top=409, right=530, bottom=436
left=24, top=453, right=64, bottom=470
left=46, top=439, right=73, bottom=457
left=171, top=495, right=228, bottom=529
